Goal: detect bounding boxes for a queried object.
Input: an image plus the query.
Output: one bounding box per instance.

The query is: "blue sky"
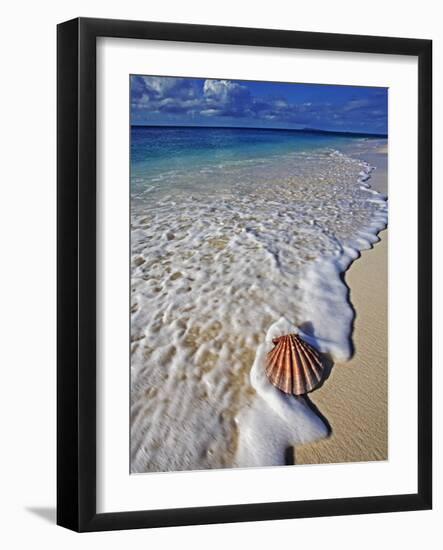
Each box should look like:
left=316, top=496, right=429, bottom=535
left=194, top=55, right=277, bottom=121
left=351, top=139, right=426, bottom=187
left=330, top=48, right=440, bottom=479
left=131, top=76, right=387, bottom=134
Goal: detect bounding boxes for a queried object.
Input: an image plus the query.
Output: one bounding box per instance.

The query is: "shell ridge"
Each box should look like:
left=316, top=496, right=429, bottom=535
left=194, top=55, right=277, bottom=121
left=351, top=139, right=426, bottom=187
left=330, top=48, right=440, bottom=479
left=281, top=337, right=292, bottom=392
left=290, top=337, right=305, bottom=381
left=295, top=338, right=314, bottom=392
left=297, top=336, right=322, bottom=365
left=285, top=337, right=294, bottom=393
left=288, top=335, right=301, bottom=395
left=273, top=338, right=286, bottom=388
left=269, top=337, right=286, bottom=389
left=299, top=340, right=322, bottom=367
left=298, top=341, right=322, bottom=384
left=295, top=336, right=323, bottom=381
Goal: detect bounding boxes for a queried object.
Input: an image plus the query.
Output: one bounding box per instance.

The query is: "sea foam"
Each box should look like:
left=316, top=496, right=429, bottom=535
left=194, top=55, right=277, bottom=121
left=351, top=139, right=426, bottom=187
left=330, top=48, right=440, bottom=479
left=130, top=144, right=387, bottom=473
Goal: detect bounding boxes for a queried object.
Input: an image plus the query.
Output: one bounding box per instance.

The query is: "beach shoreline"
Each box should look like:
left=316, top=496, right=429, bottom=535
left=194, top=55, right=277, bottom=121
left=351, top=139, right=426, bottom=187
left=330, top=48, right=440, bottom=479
left=296, top=149, right=388, bottom=465
left=130, top=129, right=389, bottom=472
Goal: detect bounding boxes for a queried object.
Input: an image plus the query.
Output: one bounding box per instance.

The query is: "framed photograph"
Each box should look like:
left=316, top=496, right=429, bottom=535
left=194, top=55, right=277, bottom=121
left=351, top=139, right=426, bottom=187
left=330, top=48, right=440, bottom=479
left=57, top=17, right=432, bottom=532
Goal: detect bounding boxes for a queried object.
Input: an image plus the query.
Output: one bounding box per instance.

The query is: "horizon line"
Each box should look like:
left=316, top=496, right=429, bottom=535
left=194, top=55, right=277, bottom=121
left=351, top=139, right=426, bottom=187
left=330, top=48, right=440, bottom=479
left=131, top=124, right=387, bottom=138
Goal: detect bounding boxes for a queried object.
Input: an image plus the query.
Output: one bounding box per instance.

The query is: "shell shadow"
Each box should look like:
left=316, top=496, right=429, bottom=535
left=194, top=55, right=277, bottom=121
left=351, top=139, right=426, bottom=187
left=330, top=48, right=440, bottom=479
left=284, top=446, right=296, bottom=465
left=338, top=269, right=356, bottom=360
left=302, top=395, right=332, bottom=437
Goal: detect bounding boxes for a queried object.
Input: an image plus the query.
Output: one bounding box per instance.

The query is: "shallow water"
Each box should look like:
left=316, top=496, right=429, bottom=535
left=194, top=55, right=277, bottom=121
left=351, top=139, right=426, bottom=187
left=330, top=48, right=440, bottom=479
left=130, top=127, right=388, bottom=473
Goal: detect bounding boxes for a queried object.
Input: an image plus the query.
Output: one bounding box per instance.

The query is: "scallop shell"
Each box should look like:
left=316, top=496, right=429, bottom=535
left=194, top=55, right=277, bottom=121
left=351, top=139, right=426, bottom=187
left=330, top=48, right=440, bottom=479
left=265, top=333, right=325, bottom=395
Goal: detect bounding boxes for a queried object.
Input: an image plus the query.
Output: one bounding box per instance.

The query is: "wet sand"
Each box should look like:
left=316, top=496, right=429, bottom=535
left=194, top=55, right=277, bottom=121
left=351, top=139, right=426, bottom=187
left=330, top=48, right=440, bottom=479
left=296, top=150, right=388, bottom=465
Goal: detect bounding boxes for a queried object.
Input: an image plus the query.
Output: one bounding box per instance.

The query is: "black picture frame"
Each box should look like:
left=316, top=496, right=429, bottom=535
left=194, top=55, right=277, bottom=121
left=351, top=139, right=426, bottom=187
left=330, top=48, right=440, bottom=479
left=57, top=17, right=432, bottom=532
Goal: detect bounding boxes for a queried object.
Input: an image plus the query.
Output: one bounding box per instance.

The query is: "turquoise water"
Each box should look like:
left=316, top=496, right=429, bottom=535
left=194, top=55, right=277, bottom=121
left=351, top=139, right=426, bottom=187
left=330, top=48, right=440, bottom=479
left=130, top=125, right=382, bottom=194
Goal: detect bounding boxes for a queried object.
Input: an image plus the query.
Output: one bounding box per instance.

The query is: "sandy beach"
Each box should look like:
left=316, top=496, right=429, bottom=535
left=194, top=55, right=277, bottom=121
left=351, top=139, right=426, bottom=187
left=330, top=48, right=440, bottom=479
left=296, top=149, right=388, bottom=465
